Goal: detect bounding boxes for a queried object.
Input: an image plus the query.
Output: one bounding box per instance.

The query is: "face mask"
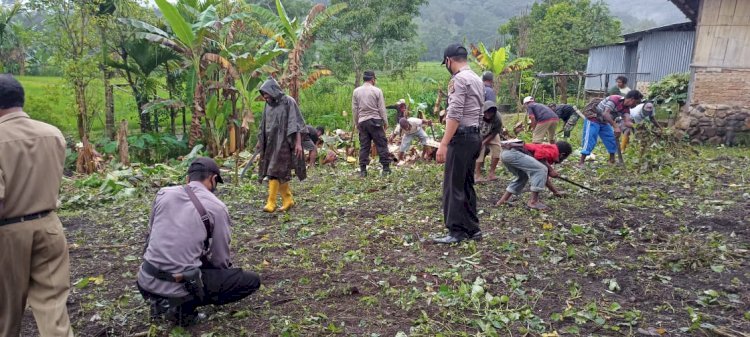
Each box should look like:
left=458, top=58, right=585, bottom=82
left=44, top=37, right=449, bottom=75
left=445, top=59, right=452, bottom=74
left=210, top=176, right=218, bottom=193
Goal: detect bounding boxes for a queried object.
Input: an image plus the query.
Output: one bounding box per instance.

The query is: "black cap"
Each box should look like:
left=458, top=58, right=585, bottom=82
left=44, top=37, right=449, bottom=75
left=363, top=70, right=376, bottom=81
left=442, top=43, right=468, bottom=64
left=188, top=157, right=224, bottom=183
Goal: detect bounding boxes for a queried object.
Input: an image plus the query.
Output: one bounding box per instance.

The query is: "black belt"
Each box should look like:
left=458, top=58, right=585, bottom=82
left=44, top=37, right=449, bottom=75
left=0, top=210, right=51, bottom=226
left=142, top=261, right=184, bottom=283
left=455, top=126, right=479, bottom=135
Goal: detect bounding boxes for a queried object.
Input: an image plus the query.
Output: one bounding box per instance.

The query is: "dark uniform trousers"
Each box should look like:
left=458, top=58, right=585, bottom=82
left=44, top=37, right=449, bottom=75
left=137, top=268, right=260, bottom=323
left=358, top=118, right=391, bottom=167
left=443, top=129, right=482, bottom=238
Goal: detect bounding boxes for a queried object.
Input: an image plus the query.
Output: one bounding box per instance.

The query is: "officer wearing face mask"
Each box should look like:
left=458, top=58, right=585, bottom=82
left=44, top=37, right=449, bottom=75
left=136, top=157, right=261, bottom=326
left=433, top=43, right=485, bottom=244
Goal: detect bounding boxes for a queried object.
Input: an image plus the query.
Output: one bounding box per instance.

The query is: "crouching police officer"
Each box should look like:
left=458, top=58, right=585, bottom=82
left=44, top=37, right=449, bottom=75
left=137, top=158, right=260, bottom=326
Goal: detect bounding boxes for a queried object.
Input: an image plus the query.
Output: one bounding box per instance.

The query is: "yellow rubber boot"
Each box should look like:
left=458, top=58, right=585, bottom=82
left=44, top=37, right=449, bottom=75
left=263, top=180, right=279, bottom=213
left=620, top=133, right=630, bottom=151
left=278, top=182, right=295, bottom=212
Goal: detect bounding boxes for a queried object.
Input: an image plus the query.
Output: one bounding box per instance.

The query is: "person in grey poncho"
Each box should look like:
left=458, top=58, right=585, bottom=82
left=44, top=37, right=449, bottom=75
left=257, top=78, right=307, bottom=212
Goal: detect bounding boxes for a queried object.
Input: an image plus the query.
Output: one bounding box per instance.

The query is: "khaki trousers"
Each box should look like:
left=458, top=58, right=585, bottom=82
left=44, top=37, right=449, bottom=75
left=532, top=120, right=558, bottom=144
left=0, top=213, right=74, bottom=337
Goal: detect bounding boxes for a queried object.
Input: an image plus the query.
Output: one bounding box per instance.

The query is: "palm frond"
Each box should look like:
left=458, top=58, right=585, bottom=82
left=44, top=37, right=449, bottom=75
left=301, top=69, right=332, bottom=89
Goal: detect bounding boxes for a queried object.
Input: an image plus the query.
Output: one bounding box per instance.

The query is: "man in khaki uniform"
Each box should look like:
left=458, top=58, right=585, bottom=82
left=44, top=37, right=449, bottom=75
left=352, top=70, right=391, bottom=177
left=0, top=75, right=73, bottom=337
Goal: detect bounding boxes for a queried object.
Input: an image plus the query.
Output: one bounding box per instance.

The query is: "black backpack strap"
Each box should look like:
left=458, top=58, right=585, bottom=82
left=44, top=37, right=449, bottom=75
left=183, top=185, right=212, bottom=251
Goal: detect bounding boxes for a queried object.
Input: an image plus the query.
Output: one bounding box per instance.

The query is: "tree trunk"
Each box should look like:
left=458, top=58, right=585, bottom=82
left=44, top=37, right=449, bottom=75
left=104, top=73, right=115, bottom=140
left=136, top=93, right=151, bottom=133
left=153, top=107, right=159, bottom=133
left=188, top=74, right=205, bottom=147
left=557, top=76, right=568, bottom=104
left=73, top=82, right=88, bottom=141
left=117, top=119, right=129, bottom=166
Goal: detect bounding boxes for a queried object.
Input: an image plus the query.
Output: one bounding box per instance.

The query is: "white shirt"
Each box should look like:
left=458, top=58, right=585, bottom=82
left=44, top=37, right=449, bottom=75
left=392, top=117, right=423, bottom=136
left=629, top=103, right=654, bottom=124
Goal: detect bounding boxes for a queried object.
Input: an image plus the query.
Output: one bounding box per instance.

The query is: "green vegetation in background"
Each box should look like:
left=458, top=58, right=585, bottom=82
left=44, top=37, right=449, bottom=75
left=19, top=76, right=139, bottom=137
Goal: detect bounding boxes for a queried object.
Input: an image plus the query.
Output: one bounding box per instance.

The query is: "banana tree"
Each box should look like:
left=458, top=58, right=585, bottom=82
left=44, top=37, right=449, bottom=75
left=121, top=0, right=249, bottom=147
left=471, top=42, right=534, bottom=106
left=0, top=2, right=23, bottom=72
left=250, top=0, right=346, bottom=101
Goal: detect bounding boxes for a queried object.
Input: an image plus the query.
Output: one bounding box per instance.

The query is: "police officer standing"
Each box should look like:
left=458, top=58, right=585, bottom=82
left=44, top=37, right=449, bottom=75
left=0, top=74, right=73, bottom=336
left=434, top=44, right=485, bottom=244
left=352, top=70, right=391, bottom=177
left=137, top=158, right=260, bottom=326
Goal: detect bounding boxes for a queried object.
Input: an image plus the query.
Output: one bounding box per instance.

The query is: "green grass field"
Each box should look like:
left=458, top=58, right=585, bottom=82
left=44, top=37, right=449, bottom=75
left=16, top=63, right=453, bottom=140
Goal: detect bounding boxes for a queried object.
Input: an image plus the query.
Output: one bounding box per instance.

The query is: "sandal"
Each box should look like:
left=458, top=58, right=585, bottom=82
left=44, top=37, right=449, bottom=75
left=527, top=202, right=551, bottom=211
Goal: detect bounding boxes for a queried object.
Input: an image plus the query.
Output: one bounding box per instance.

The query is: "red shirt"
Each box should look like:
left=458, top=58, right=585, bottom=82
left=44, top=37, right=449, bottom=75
left=523, top=143, right=559, bottom=164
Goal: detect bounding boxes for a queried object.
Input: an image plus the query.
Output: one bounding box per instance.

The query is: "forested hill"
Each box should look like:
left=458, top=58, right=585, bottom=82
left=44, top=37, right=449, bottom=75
left=417, top=0, right=689, bottom=60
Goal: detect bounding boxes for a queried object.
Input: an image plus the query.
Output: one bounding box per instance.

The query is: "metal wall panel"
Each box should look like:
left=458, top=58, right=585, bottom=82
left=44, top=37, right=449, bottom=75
left=636, top=30, right=695, bottom=83
left=584, top=30, right=695, bottom=92
left=584, top=45, right=627, bottom=91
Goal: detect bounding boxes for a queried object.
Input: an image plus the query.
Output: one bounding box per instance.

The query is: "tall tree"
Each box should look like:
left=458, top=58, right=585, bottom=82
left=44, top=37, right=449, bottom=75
left=501, top=0, right=621, bottom=102
left=29, top=0, right=101, bottom=172
left=250, top=0, right=346, bottom=101
left=320, top=0, right=426, bottom=87
left=0, top=1, right=22, bottom=71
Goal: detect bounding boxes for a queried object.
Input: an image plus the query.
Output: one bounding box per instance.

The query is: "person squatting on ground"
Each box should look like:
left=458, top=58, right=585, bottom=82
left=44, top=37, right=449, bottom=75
left=548, top=103, right=580, bottom=139
left=496, top=141, right=573, bottom=211
left=389, top=117, right=432, bottom=161
left=137, top=158, right=260, bottom=326
left=257, top=78, right=307, bottom=212
left=523, top=96, right=559, bottom=144
left=620, top=101, right=662, bottom=150
left=0, top=74, right=74, bottom=337
left=433, top=43, right=484, bottom=244
left=352, top=70, right=391, bottom=177
left=302, top=125, right=325, bottom=166
left=482, top=71, right=496, bottom=102
left=474, top=101, right=503, bottom=182
left=579, top=91, right=643, bottom=166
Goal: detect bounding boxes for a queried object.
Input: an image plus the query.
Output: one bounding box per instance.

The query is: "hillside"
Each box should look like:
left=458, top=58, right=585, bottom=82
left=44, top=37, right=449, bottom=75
left=417, top=0, right=688, bottom=60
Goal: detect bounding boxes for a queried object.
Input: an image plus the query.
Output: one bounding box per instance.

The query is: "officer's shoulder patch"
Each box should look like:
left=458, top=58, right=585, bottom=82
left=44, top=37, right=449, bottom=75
left=448, top=79, right=455, bottom=94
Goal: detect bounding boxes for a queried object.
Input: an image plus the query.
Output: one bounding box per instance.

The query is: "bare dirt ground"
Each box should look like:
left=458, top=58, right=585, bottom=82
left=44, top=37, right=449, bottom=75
left=20, top=146, right=749, bottom=336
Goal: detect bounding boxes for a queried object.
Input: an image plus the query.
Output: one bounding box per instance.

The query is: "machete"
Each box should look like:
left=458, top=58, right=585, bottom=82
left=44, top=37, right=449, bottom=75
left=554, top=176, right=596, bottom=192
left=240, top=150, right=260, bottom=179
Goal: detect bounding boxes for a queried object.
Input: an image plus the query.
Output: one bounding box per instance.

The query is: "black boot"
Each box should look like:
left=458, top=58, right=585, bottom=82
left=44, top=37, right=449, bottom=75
left=382, top=164, right=391, bottom=176
left=359, top=166, right=367, bottom=177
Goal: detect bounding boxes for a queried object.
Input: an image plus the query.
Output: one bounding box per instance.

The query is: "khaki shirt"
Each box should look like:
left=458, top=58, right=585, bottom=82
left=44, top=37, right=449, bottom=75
left=352, top=82, right=387, bottom=125
left=138, top=181, right=233, bottom=297
left=0, top=111, right=66, bottom=219
left=446, top=66, right=483, bottom=127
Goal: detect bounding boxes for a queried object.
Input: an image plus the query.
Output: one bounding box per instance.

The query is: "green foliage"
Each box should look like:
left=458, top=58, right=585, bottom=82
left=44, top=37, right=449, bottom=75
left=319, top=0, right=426, bottom=85
left=127, top=133, right=188, bottom=164
left=647, top=72, right=690, bottom=108
left=524, top=0, right=622, bottom=72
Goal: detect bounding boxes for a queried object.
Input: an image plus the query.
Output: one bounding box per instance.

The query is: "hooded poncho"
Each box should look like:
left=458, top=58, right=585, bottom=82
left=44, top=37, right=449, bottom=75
left=257, top=78, right=307, bottom=183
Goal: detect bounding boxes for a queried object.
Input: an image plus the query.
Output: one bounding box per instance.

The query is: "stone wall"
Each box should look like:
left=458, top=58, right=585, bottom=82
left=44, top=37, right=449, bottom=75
left=674, top=68, right=750, bottom=145
left=674, top=104, right=750, bottom=145
left=690, top=68, right=750, bottom=107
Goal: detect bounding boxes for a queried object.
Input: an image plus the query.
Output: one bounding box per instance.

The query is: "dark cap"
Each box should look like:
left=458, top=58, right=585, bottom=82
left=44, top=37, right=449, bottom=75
left=442, top=43, right=468, bottom=64
left=188, top=157, right=224, bottom=183
left=363, top=70, right=376, bottom=81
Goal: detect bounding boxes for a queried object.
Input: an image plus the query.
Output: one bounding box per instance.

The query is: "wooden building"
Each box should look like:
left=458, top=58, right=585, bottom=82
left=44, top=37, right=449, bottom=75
left=670, top=0, right=750, bottom=144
